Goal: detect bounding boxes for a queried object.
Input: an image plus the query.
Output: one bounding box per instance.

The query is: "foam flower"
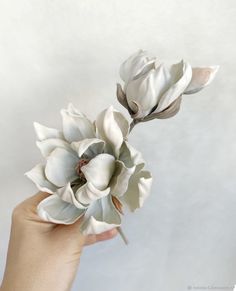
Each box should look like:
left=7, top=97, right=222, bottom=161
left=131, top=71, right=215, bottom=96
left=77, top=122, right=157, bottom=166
left=25, top=104, right=152, bottom=235
left=117, top=50, right=219, bottom=121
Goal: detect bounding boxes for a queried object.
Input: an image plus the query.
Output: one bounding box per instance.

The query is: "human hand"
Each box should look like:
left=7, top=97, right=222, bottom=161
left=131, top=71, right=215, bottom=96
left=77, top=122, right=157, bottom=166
left=1, top=192, right=118, bottom=291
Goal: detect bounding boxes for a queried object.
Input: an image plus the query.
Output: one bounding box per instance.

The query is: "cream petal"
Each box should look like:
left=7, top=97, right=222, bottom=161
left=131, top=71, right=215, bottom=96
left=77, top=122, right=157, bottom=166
left=56, top=183, right=87, bottom=209
left=36, top=138, right=72, bottom=157
left=116, top=83, right=134, bottom=115
left=128, top=100, right=148, bottom=119
left=25, top=163, right=57, bottom=194
left=34, top=122, right=64, bottom=141
left=75, top=182, right=110, bottom=205
left=184, top=66, right=219, bottom=94
left=144, top=96, right=182, bottom=120
left=120, top=169, right=152, bottom=212
left=81, top=153, right=115, bottom=190
left=155, top=60, right=192, bottom=113
left=45, top=148, right=78, bottom=187
left=61, top=103, right=95, bottom=143
left=96, top=106, right=129, bottom=157
left=37, top=194, right=85, bottom=224
left=110, top=160, right=135, bottom=197
left=80, top=195, right=121, bottom=235
left=71, top=138, right=105, bottom=158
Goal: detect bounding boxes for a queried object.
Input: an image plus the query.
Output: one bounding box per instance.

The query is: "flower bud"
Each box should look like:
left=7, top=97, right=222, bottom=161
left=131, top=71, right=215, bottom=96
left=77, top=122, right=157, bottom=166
left=117, top=50, right=219, bottom=121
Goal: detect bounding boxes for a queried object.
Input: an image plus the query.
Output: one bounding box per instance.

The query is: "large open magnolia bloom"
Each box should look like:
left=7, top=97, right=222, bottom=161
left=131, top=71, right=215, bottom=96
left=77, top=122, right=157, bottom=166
left=117, top=50, right=219, bottom=120
left=25, top=104, right=152, bottom=235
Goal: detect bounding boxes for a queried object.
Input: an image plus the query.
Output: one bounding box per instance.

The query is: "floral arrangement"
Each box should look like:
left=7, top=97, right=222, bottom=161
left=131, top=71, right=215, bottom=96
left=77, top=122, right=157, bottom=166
left=26, top=50, right=218, bottom=243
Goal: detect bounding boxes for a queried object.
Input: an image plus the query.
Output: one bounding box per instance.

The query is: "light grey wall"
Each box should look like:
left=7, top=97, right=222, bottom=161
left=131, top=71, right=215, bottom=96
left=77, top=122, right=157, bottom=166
left=0, top=1, right=235, bottom=290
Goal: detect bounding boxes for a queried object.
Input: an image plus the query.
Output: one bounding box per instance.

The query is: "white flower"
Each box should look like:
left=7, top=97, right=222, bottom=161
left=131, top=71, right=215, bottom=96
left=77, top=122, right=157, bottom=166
left=25, top=104, right=152, bottom=235
left=117, top=50, right=219, bottom=120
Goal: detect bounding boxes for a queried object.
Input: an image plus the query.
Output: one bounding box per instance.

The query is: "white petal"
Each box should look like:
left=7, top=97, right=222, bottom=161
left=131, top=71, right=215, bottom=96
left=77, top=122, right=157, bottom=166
left=110, top=160, right=135, bottom=197
left=37, top=194, right=85, bottom=224
left=34, top=122, right=64, bottom=141
left=120, top=49, right=143, bottom=82
left=56, top=183, right=87, bottom=209
left=81, top=153, right=115, bottom=190
left=45, top=148, right=78, bottom=187
left=113, top=110, right=130, bottom=138
left=184, top=66, right=219, bottom=94
left=25, top=163, right=57, bottom=193
left=155, top=60, right=192, bottom=112
left=75, top=182, right=110, bottom=205
left=67, top=103, right=81, bottom=115
left=71, top=138, right=105, bottom=158
left=120, top=50, right=155, bottom=82
left=96, top=106, right=129, bottom=157
left=151, top=64, right=172, bottom=96
left=132, top=61, right=157, bottom=82
left=120, top=170, right=152, bottom=212
left=81, top=195, right=121, bottom=235
left=61, top=103, right=95, bottom=143
left=126, top=68, right=163, bottom=112
left=36, top=138, right=72, bottom=157
left=119, top=141, right=145, bottom=168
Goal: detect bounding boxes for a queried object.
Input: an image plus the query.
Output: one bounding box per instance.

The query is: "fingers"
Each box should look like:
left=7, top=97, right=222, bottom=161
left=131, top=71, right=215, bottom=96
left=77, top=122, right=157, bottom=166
left=14, top=193, right=118, bottom=246
left=22, top=192, right=51, bottom=207
left=12, top=192, right=51, bottom=222
left=84, top=228, right=118, bottom=246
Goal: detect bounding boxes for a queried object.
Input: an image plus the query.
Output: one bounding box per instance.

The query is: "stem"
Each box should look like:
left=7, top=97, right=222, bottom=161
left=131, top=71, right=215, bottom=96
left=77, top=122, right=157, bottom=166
left=119, top=119, right=141, bottom=244
left=117, top=227, right=129, bottom=245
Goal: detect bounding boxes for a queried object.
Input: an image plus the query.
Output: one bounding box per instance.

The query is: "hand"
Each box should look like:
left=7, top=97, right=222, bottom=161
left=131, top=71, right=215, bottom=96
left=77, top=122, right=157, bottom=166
left=1, top=192, right=118, bottom=291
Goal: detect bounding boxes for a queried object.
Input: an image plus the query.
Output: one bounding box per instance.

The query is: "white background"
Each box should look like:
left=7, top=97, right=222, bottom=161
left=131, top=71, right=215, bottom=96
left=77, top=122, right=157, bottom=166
left=0, top=1, right=236, bottom=290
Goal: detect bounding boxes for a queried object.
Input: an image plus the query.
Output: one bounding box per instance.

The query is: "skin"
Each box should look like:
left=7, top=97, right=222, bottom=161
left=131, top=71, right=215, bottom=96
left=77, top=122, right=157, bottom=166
left=0, top=192, right=118, bottom=291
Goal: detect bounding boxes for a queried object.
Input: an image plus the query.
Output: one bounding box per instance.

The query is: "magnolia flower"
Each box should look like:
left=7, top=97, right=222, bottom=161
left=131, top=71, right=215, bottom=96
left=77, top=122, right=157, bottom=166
left=25, top=104, right=152, bottom=235
left=117, top=50, right=219, bottom=121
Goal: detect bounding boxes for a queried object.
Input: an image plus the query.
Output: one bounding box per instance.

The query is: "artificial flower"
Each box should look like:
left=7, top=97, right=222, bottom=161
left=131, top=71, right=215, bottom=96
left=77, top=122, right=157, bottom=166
left=117, top=50, right=219, bottom=121
left=25, top=104, right=152, bottom=235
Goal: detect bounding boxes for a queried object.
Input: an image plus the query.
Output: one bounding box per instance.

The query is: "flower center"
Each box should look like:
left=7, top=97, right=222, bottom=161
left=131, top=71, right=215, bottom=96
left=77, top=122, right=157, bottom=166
left=75, top=159, right=90, bottom=180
